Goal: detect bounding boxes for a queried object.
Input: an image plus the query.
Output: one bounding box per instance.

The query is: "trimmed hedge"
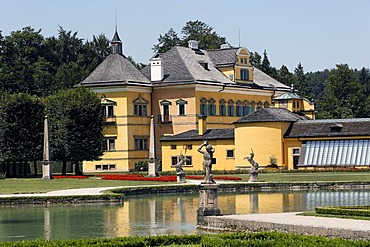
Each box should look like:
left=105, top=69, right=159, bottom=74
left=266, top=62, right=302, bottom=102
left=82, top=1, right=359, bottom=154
left=0, top=232, right=369, bottom=246
left=315, top=206, right=370, bottom=217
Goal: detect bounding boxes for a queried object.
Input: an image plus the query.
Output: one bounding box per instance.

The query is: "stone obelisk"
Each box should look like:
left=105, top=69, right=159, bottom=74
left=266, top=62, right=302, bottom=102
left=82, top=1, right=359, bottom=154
left=42, top=116, right=52, bottom=179
left=148, top=115, right=158, bottom=176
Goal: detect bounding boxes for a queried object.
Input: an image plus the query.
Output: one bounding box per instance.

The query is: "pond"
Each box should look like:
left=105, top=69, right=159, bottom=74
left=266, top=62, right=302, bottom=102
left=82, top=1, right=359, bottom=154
left=1, top=189, right=370, bottom=242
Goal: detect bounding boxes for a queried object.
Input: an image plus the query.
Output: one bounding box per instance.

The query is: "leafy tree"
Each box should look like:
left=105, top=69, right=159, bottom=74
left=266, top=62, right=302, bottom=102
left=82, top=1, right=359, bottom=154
left=46, top=87, right=104, bottom=174
left=294, top=63, right=311, bottom=99
left=356, top=67, right=370, bottom=94
left=305, top=69, right=329, bottom=100
left=180, top=20, right=226, bottom=50
left=260, top=50, right=272, bottom=75
left=153, top=20, right=226, bottom=53
left=319, top=64, right=365, bottom=119
left=0, top=92, right=44, bottom=176
left=153, top=28, right=181, bottom=53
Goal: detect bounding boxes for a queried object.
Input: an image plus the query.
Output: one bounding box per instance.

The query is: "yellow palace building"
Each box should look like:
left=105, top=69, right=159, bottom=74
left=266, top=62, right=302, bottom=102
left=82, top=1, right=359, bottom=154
left=79, top=30, right=370, bottom=173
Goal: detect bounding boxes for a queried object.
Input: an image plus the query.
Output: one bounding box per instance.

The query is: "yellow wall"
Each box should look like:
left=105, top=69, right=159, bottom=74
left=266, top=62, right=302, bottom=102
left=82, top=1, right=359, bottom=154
left=234, top=122, right=291, bottom=169
left=83, top=89, right=152, bottom=172
left=161, top=139, right=235, bottom=172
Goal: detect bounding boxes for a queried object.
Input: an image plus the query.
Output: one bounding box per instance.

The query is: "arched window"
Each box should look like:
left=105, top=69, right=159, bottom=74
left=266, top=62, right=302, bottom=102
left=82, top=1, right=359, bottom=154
left=242, top=100, right=250, bottom=115
left=264, top=102, right=270, bottom=108
left=257, top=101, right=263, bottom=110
left=250, top=101, right=255, bottom=113
left=236, top=100, right=243, bottom=116
left=219, top=99, right=226, bottom=116
left=200, top=98, right=208, bottom=116
left=208, top=98, right=216, bottom=116
left=228, top=100, right=234, bottom=116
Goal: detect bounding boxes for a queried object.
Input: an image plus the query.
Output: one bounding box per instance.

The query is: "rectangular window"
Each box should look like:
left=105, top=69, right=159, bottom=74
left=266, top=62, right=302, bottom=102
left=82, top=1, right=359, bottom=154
left=229, top=74, right=233, bottom=80
left=171, top=145, right=177, bottom=150
left=228, top=105, right=234, bottom=116
left=96, top=164, right=116, bottom=170
left=226, top=150, right=234, bottom=158
left=219, top=105, right=226, bottom=116
left=102, top=138, right=116, bottom=151
left=236, top=106, right=243, bottom=116
left=134, top=104, right=147, bottom=116
left=186, top=144, right=192, bottom=150
left=243, top=106, right=250, bottom=115
left=240, top=69, right=249, bottom=80
left=171, top=156, right=193, bottom=166
left=134, top=138, right=148, bottom=150
left=200, top=103, right=207, bottom=116
left=178, top=104, right=185, bottom=115
left=208, top=104, right=216, bottom=116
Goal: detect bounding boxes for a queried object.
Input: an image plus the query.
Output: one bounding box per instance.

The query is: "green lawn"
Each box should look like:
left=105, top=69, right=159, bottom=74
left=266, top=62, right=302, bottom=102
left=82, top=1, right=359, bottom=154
left=0, top=172, right=370, bottom=195
left=0, top=178, right=175, bottom=194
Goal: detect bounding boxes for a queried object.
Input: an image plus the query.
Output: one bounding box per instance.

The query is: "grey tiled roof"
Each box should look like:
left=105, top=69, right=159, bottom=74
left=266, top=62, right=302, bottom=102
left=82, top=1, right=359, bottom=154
left=207, top=48, right=238, bottom=67
left=274, top=92, right=302, bottom=100
left=142, top=46, right=290, bottom=90
left=80, top=54, right=150, bottom=87
left=161, top=128, right=234, bottom=141
left=234, top=108, right=306, bottom=123
left=142, top=46, right=231, bottom=85
left=253, top=68, right=290, bottom=90
left=285, top=118, right=370, bottom=138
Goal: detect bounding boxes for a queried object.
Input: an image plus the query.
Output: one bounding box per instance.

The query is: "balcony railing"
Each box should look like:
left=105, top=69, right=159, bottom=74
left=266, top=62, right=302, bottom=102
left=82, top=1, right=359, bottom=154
left=105, top=115, right=116, bottom=123
left=157, top=114, right=172, bottom=123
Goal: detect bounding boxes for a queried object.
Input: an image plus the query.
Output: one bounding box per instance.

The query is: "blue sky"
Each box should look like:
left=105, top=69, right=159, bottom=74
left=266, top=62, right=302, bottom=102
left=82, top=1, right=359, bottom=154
left=1, top=0, right=369, bottom=72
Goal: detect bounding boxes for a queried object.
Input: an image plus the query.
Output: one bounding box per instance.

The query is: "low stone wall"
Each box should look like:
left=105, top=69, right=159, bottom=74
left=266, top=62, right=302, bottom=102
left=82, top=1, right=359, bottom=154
left=198, top=215, right=370, bottom=240
left=0, top=195, right=123, bottom=206
left=114, top=182, right=370, bottom=196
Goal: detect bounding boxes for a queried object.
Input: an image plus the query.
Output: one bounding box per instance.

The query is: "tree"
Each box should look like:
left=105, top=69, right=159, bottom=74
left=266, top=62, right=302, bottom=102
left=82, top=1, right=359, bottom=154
left=260, top=50, right=272, bottom=75
left=0, top=92, right=44, bottom=176
left=249, top=51, right=262, bottom=68
left=180, top=20, right=226, bottom=50
left=45, top=87, right=104, bottom=174
left=153, top=20, right=226, bottom=53
left=293, top=63, right=311, bottom=99
left=319, top=64, right=365, bottom=119
left=153, top=28, right=181, bottom=53
left=127, top=56, right=146, bottom=70
left=278, top=65, right=294, bottom=86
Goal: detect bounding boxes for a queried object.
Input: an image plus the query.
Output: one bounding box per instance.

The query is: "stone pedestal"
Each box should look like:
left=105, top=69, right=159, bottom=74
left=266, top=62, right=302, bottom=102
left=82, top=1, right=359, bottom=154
left=42, top=163, right=52, bottom=179
left=177, top=172, right=186, bottom=183
left=248, top=170, right=258, bottom=182
left=197, top=183, right=221, bottom=224
left=148, top=159, right=158, bottom=177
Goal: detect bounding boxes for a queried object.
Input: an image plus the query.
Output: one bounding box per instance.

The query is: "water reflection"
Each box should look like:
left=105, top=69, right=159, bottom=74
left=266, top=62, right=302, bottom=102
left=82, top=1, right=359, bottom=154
left=1, top=189, right=370, bottom=241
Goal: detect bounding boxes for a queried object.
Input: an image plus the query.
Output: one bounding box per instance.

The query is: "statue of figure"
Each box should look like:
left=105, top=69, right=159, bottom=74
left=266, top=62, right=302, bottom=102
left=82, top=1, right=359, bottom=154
left=176, top=153, right=189, bottom=174
left=198, top=140, right=215, bottom=184
left=244, top=149, right=259, bottom=182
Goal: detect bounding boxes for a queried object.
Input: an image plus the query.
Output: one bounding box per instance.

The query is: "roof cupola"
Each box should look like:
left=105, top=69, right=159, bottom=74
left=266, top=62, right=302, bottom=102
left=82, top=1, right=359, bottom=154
left=110, top=29, right=123, bottom=55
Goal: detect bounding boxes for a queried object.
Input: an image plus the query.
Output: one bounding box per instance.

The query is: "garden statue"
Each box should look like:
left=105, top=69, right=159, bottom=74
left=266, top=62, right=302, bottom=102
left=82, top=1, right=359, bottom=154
left=176, top=153, right=188, bottom=173
left=244, top=149, right=259, bottom=182
left=198, top=140, right=215, bottom=184
left=176, top=152, right=188, bottom=183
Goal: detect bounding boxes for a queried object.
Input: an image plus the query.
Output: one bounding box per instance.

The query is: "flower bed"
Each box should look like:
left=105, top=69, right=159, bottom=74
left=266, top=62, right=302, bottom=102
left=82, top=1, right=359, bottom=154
left=99, top=174, right=177, bottom=182
left=186, top=175, right=242, bottom=181
left=53, top=175, right=89, bottom=179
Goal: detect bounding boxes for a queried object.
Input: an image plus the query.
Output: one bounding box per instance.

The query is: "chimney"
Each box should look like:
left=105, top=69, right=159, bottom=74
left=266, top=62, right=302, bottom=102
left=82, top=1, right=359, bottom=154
left=188, top=40, right=199, bottom=50
left=221, top=43, right=231, bottom=49
left=198, top=115, right=207, bottom=135
left=150, top=57, right=163, bottom=82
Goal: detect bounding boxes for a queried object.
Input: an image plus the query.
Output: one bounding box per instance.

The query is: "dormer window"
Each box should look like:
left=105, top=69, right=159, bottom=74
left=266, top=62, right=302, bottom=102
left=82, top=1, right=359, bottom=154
left=240, top=69, right=249, bottom=80
left=330, top=123, right=343, bottom=132
left=198, top=61, right=209, bottom=70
